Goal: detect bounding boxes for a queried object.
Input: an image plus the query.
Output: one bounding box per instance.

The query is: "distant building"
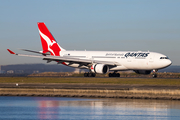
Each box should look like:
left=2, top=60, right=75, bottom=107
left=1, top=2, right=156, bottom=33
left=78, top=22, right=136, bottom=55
left=15, top=70, right=24, bottom=74
left=0, top=65, right=5, bottom=74
left=0, top=70, right=5, bottom=74
left=7, top=70, right=14, bottom=74
left=33, top=70, right=39, bottom=73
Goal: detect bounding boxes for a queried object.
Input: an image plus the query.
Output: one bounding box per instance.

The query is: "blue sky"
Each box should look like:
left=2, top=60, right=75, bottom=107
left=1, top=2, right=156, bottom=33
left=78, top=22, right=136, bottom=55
left=0, top=0, right=180, bottom=65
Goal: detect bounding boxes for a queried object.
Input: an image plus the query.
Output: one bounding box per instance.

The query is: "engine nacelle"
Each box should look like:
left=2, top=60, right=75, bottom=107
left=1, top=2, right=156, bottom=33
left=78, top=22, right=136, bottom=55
left=91, top=64, right=109, bottom=74
left=134, top=70, right=151, bottom=75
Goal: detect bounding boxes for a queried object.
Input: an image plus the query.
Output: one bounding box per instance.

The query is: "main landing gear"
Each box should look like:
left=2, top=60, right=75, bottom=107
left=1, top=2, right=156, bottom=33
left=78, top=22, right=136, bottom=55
left=84, top=72, right=96, bottom=77
left=152, top=69, right=158, bottom=78
left=108, top=72, right=120, bottom=77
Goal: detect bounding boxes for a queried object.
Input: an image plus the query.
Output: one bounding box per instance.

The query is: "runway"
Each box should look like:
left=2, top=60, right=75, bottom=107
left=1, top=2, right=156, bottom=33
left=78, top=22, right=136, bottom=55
left=0, top=83, right=180, bottom=90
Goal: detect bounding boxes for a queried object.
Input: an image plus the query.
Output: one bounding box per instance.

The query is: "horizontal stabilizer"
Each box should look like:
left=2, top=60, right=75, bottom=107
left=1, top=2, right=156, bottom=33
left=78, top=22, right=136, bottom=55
left=20, top=49, right=50, bottom=56
left=20, top=49, right=42, bottom=54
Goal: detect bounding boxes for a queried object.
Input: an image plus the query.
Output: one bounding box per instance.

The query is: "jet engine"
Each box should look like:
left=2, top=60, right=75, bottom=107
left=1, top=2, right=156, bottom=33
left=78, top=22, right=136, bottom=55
left=134, top=70, right=151, bottom=75
left=91, top=64, right=109, bottom=74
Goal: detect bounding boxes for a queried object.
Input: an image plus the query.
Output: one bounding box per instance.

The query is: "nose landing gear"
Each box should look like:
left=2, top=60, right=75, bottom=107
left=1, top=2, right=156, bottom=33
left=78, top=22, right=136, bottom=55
left=152, top=70, right=158, bottom=78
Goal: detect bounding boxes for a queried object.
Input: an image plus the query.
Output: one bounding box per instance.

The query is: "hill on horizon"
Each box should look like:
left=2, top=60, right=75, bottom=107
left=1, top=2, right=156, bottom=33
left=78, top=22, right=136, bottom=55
left=1, top=64, right=76, bottom=74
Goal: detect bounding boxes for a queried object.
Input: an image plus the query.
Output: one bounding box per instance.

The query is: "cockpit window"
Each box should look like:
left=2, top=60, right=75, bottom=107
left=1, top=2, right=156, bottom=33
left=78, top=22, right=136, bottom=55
left=160, top=57, right=169, bottom=59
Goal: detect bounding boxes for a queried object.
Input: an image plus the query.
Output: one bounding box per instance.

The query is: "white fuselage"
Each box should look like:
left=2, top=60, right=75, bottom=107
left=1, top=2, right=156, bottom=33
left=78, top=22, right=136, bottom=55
left=60, top=51, right=172, bottom=71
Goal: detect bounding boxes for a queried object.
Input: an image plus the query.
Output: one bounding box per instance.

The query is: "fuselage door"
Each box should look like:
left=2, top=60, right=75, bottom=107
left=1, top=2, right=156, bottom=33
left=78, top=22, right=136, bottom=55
left=149, top=53, right=154, bottom=63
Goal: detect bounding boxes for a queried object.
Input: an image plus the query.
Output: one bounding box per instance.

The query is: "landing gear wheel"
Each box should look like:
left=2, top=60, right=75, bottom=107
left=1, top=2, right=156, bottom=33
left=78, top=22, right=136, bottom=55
left=152, top=69, right=158, bottom=78
left=109, top=73, right=112, bottom=77
left=117, top=73, right=120, bottom=77
left=112, top=73, right=116, bottom=77
left=84, top=73, right=96, bottom=77
left=84, top=73, right=88, bottom=77
left=153, top=74, right=157, bottom=78
left=108, top=72, right=120, bottom=77
left=91, top=73, right=96, bottom=77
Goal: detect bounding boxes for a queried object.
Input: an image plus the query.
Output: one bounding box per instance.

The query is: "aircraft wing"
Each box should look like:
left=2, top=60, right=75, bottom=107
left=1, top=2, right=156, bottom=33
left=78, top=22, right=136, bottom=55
left=7, top=49, right=120, bottom=66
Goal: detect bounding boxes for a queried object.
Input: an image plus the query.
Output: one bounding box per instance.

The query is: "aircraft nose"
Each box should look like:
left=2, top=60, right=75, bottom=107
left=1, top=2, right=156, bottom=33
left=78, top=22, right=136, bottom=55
left=166, top=59, right=172, bottom=67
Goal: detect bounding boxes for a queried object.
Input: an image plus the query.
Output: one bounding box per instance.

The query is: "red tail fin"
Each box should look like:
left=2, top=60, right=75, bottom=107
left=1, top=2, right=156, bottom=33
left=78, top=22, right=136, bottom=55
left=37, top=22, right=65, bottom=56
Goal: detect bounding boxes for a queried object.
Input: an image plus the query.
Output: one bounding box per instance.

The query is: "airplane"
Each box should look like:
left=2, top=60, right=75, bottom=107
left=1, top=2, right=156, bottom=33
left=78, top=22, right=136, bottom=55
left=7, top=22, right=172, bottom=78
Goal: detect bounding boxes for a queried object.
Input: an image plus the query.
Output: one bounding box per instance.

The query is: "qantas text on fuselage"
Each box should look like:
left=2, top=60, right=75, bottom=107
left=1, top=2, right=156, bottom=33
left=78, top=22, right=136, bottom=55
left=7, top=22, right=172, bottom=77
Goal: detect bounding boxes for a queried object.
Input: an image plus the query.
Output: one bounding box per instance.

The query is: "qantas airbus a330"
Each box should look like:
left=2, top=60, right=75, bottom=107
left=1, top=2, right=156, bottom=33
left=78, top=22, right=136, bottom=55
left=7, top=22, right=172, bottom=78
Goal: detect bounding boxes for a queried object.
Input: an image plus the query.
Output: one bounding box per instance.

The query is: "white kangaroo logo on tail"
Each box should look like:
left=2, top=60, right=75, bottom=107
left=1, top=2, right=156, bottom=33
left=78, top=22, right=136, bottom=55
left=39, top=30, right=56, bottom=56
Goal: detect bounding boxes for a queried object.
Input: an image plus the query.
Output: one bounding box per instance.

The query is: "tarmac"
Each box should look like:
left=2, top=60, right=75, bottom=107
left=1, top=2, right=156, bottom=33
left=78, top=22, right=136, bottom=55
left=1, top=83, right=180, bottom=100
left=0, top=83, right=180, bottom=90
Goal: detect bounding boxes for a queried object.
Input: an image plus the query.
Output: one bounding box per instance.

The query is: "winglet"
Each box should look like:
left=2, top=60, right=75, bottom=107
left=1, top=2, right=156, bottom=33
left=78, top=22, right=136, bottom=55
left=7, top=49, right=16, bottom=54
